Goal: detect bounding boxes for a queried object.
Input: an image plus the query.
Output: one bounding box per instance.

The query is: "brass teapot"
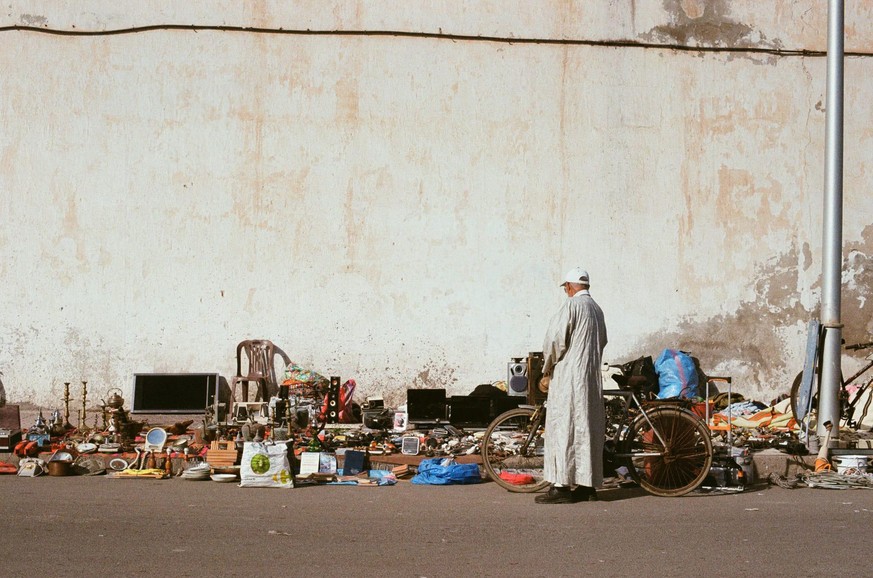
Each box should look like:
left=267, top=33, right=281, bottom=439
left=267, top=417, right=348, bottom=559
left=103, top=388, right=125, bottom=410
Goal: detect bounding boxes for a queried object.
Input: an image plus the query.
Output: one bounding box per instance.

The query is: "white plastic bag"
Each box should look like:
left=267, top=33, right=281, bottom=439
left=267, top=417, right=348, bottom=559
left=239, top=441, right=294, bottom=488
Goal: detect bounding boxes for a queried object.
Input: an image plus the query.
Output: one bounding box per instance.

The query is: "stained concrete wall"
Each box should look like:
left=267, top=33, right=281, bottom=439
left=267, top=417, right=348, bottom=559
left=1, top=1, right=872, bottom=410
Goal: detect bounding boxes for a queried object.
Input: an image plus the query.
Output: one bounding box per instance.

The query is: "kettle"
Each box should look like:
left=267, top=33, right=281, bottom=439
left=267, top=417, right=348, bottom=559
left=104, top=388, right=125, bottom=410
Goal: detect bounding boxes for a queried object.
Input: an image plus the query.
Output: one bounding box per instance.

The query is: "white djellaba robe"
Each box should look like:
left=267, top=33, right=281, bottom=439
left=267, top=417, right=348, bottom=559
left=542, top=289, right=607, bottom=487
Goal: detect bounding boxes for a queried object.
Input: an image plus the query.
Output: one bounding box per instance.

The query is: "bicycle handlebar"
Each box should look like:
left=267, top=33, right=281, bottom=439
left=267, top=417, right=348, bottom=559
left=846, top=341, right=873, bottom=351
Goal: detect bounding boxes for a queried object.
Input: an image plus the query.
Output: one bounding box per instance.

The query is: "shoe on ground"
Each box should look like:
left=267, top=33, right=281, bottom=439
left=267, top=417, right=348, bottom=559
left=535, top=485, right=581, bottom=504
left=572, top=485, right=598, bottom=502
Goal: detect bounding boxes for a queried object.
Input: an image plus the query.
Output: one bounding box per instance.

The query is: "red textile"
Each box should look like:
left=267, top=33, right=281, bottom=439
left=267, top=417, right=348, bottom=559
left=499, top=471, right=536, bottom=485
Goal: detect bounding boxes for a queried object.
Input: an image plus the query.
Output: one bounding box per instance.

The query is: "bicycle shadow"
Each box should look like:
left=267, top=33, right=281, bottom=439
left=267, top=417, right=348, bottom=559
left=595, top=481, right=771, bottom=501
left=595, top=485, right=650, bottom=501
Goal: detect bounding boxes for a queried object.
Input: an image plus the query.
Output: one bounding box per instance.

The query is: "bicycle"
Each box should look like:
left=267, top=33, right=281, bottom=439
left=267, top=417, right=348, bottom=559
left=479, top=372, right=714, bottom=497
left=790, top=339, right=873, bottom=431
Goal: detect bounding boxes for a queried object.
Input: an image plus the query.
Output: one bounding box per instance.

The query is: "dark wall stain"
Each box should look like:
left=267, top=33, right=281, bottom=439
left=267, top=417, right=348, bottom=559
left=843, top=224, right=873, bottom=339
left=628, top=226, right=873, bottom=398
left=645, top=0, right=783, bottom=51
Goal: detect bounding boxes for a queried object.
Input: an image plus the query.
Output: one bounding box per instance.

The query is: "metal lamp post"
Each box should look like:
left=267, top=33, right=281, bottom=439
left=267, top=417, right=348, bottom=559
left=817, top=0, right=844, bottom=438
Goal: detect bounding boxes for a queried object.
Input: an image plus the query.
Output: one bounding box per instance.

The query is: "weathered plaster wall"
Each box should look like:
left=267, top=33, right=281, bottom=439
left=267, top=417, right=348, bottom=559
left=1, top=1, right=871, bottom=409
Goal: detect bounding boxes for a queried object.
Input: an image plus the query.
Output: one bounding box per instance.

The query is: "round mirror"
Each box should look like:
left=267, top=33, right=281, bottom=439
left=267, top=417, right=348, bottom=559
left=144, top=427, right=167, bottom=449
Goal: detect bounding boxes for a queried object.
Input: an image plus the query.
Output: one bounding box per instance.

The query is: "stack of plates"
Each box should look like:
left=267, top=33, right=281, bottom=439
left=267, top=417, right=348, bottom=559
left=181, top=463, right=211, bottom=481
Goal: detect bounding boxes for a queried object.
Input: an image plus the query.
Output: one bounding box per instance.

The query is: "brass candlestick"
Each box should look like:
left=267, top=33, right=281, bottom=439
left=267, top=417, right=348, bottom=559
left=80, top=380, right=88, bottom=429
left=62, top=382, right=73, bottom=430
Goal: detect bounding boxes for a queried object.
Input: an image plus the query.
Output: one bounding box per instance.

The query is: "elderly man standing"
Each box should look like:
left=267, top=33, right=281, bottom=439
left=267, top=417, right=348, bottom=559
left=535, top=267, right=608, bottom=504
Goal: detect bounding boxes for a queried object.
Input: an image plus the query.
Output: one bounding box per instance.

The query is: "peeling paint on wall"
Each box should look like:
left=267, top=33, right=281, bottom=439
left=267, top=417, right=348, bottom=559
left=646, top=0, right=783, bottom=52
left=630, top=230, right=873, bottom=399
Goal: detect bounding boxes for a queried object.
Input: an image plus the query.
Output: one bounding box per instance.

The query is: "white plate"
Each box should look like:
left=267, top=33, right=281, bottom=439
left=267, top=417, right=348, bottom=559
left=210, top=474, right=238, bottom=483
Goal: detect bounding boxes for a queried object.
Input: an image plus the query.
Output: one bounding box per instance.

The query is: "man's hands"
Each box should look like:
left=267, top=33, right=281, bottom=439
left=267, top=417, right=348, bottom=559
left=538, top=375, right=551, bottom=393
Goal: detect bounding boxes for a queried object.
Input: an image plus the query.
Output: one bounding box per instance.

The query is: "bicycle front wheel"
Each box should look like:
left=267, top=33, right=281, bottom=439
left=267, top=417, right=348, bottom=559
left=790, top=370, right=817, bottom=430
left=619, top=406, right=712, bottom=497
left=480, top=407, right=549, bottom=493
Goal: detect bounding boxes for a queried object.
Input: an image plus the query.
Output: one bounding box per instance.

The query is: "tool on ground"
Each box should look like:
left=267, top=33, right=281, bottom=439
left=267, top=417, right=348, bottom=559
left=814, top=420, right=834, bottom=472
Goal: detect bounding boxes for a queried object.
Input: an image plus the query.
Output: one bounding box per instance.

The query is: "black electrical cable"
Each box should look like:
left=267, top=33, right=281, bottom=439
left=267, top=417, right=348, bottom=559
left=1, top=23, right=872, bottom=58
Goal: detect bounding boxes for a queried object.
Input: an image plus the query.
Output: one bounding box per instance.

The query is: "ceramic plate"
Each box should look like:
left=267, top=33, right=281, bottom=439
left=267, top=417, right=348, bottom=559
left=210, top=474, right=238, bottom=482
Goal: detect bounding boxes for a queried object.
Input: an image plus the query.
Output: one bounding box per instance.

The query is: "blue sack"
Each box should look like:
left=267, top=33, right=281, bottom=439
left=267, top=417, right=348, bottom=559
left=411, top=458, right=482, bottom=485
left=654, top=348, right=699, bottom=399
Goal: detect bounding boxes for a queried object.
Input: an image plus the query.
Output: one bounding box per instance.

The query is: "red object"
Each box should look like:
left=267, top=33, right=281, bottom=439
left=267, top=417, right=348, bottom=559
left=319, top=379, right=358, bottom=424
left=13, top=440, right=39, bottom=457
left=338, top=379, right=356, bottom=423
left=0, top=462, right=17, bottom=475
left=690, top=402, right=710, bottom=420
left=499, top=471, right=536, bottom=485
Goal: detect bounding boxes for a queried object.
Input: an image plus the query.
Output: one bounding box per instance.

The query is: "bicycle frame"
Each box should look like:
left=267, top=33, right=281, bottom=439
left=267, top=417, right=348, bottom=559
left=521, top=403, right=546, bottom=451
left=604, top=389, right=669, bottom=456
left=793, top=339, right=873, bottom=431
left=841, top=355, right=873, bottom=427
left=513, top=392, right=678, bottom=462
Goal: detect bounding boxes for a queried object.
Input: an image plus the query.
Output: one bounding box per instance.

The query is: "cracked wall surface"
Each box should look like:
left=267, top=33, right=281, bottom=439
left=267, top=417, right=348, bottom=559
left=1, top=1, right=872, bottom=408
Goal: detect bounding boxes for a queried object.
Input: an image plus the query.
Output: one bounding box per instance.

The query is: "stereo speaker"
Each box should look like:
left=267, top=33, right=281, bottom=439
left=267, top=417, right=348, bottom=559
left=326, top=376, right=340, bottom=423
left=507, top=359, right=528, bottom=397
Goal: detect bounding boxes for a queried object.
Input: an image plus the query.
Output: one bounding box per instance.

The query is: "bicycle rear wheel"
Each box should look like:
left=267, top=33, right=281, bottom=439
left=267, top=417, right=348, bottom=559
left=619, top=406, right=712, bottom=497
left=480, top=407, right=549, bottom=493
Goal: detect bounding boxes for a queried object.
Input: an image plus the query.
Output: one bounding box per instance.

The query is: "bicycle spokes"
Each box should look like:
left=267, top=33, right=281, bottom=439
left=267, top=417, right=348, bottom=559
left=620, top=407, right=713, bottom=497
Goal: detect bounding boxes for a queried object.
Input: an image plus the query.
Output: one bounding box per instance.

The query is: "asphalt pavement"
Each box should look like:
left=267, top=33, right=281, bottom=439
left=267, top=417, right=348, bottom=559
left=1, top=475, right=870, bottom=577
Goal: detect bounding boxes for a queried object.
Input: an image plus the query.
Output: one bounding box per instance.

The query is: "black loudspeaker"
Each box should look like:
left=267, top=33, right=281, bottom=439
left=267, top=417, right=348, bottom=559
left=326, top=376, right=340, bottom=423
left=526, top=352, right=545, bottom=405
left=507, top=359, right=528, bottom=397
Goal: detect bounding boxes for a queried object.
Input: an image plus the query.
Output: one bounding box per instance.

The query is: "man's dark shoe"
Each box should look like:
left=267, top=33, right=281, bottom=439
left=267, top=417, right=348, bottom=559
left=572, top=486, right=598, bottom=502
left=534, top=485, right=580, bottom=504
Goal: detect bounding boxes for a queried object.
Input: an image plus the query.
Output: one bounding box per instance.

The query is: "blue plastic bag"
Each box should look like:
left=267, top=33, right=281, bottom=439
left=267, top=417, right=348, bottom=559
left=654, top=349, right=698, bottom=399
left=411, top=458, right=482, bottom=485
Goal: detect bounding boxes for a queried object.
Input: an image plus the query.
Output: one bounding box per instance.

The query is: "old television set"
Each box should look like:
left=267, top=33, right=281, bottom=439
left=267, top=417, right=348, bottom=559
left=132, top=373, right=219, bottom=414
left=447, top=395, right=491, bottom=428
left=406, top=388, right=447, bottom=426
